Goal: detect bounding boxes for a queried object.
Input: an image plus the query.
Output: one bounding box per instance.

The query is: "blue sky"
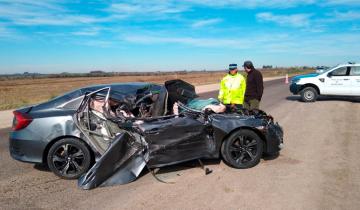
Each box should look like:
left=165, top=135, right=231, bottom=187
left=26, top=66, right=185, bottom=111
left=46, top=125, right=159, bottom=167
left=0, top=0, right=360, bottom=74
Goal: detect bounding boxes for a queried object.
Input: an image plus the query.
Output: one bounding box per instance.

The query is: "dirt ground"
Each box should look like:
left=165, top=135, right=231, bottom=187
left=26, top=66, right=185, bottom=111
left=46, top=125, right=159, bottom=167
left=98, top=94, right=360, bottom=210
left=1, top=80, right=359, bottom=210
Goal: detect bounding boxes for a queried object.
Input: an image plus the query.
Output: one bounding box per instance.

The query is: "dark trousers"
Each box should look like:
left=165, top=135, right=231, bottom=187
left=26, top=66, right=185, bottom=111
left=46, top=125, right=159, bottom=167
left=225, top=104, right=243, bottom=113
left=243, top=99, right=260, bottom=110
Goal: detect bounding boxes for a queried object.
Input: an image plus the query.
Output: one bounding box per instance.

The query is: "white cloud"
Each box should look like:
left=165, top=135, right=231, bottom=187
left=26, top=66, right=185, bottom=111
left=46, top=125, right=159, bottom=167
left=12, top=15, right=105, bottom=26
left=0, top=0, right=65, bottom=10
left=255, top=32, right=360, bottom=57
left=72, top=27, right=103, bottom=36
left=183, top=0, right=315, bottom=8
left=0, top=0, right=357, bottom=29
left=0, top=24, right=12, bottom=38
left=108, top=2, right=188, bottom=16
left=313, top=10, right=360, bottom=25
left=122, top=33, right=291, bottom=49
left=0, top=1, right=120, bottom=26
left=122, top=31, right=360, bottom=58
left=351, top=25, right=360, bottom=31
left=256, top=12, right=313, bottom=27
left=300, top=35, right=359, bottom=56
left=191, top=18, right=222, bottom=28
left=0, top=23, right=23, bottom=39
left=323, top=0, right=360, bottom=6
left=332, top=10, right=360, bottom=21
left=82, top=40, right=113, bottom=48
left=0, top=1, right=186, bottom=27
left=123, top=35, right=251, bottom=48
left=184, top=0, right=360, bottom=8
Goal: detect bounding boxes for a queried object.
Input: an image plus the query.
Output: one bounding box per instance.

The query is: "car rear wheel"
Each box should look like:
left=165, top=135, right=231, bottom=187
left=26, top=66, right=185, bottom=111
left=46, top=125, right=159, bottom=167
left=47, top=138, right=91, bottom=179
left=221, top=129, right=263, bottom=169
left=301, top=87, right=318, bottom=102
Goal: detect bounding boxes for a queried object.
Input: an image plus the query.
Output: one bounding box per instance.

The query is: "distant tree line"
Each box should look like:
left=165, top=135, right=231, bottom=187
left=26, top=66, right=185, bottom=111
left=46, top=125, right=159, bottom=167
left=262, top=65, right=273, bottom=69
left=0, top=67, right=314, bottom=80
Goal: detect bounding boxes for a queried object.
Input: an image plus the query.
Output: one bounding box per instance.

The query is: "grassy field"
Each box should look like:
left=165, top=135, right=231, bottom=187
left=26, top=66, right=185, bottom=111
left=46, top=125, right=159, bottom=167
left=0, top=68, right=313, bottom=110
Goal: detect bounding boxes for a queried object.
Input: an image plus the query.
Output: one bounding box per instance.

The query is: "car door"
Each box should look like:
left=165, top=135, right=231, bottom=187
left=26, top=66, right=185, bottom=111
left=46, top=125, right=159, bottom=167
left=322, top=66, right=352, bottom=95
left=141, top=115, right=212, bottom=167
left=349, top=66, right=360, bottom=95
left=74, top=87, right=123, bottom=155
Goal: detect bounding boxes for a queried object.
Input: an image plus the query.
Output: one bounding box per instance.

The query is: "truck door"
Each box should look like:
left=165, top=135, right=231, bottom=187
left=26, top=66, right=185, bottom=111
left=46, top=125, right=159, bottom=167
left=349, top=66, right=360, bottom=95
left=322, top=67, right=352, bottom=95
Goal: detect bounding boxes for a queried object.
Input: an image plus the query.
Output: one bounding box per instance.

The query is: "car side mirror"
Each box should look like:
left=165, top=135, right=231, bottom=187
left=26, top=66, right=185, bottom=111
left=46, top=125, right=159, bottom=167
left=327, top=72, right=332, bottom=78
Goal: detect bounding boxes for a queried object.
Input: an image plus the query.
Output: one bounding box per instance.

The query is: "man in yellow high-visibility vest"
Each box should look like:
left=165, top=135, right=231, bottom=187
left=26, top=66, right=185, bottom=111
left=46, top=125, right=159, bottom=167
left=218, top=64, right=246, bottom=112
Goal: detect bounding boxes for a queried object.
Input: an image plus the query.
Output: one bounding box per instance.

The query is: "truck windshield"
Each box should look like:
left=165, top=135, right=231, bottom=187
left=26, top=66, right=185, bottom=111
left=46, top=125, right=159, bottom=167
left=320, top=65, right=338, bottom=74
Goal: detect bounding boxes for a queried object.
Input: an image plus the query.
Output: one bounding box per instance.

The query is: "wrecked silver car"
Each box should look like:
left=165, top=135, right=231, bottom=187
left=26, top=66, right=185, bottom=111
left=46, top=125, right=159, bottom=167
left=73, top=80, right=284, bottom=189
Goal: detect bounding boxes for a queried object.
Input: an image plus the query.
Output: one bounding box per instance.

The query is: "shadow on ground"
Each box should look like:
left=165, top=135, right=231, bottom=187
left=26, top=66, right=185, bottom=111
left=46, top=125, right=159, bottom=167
left=33, top=156, right=280, bottom=183
left=33, top=164, right=51, bottom=172
left=263, top=152, right=280, bottom=161
left=286, top=95, right=360, bottom=103
left=137, top=159, right=221, bottom=180
left=138, top=155, right=279, bottom=182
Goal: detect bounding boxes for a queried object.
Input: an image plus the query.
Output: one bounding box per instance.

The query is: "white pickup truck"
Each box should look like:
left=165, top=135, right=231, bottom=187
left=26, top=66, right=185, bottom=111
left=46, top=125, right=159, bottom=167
left=290, top=63, right=360, bottom=102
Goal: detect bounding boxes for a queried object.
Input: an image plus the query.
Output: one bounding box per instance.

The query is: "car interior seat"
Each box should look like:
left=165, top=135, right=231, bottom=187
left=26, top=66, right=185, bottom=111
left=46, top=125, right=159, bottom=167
left=150, top=86, right=168, bottom=117
left=164, top=79, right=198, bottom=114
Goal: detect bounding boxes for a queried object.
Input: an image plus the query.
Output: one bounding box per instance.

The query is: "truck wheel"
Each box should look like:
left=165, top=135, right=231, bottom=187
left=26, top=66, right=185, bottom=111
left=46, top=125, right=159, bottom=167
left=301, top=87, right=318, bottom=102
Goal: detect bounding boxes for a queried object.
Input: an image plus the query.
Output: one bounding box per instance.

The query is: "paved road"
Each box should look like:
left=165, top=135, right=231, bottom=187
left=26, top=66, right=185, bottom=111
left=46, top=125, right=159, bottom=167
left=199, top=78, right=286, bottom=112
left=1, top=79, right=360, bottom=210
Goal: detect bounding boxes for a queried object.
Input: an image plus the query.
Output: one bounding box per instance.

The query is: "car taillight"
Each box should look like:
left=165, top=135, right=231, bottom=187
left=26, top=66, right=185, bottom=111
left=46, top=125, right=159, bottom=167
left=12, top=111, right=33, bottom=131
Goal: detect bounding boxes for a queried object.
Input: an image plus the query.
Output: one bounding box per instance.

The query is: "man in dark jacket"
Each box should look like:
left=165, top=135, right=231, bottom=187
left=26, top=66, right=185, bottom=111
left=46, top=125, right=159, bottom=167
left=243, top=61, right=263, bottom=110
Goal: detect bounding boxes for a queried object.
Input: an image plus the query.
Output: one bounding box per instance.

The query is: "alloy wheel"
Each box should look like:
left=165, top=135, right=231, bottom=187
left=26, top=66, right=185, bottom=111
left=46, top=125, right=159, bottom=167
left=228, top=135, right=259, bottom=164
left=52, top=143, right=85, bottom=176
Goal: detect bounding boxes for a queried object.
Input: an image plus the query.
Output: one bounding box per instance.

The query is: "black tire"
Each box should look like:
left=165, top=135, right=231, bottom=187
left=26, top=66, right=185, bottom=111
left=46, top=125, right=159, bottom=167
left=47, top=138, right=91, bottom=179
left=221, top=129, right=264, bottom=169
left=300, top=87, right=318, bottom=102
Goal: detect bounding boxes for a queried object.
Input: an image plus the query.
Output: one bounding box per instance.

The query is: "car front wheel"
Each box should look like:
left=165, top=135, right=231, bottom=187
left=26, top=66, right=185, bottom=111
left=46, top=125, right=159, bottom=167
left=47, top=138, right=92, bottom=179
left=221, top=129, right=263, bottom=169
left=301, top=87, right=318, bottom=102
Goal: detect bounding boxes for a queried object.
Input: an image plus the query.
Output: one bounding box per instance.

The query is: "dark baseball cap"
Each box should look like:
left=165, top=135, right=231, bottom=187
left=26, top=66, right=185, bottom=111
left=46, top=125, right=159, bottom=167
left=229, top=63, right=238, bottom=70
left=243, top=60, right=254, bottom=69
